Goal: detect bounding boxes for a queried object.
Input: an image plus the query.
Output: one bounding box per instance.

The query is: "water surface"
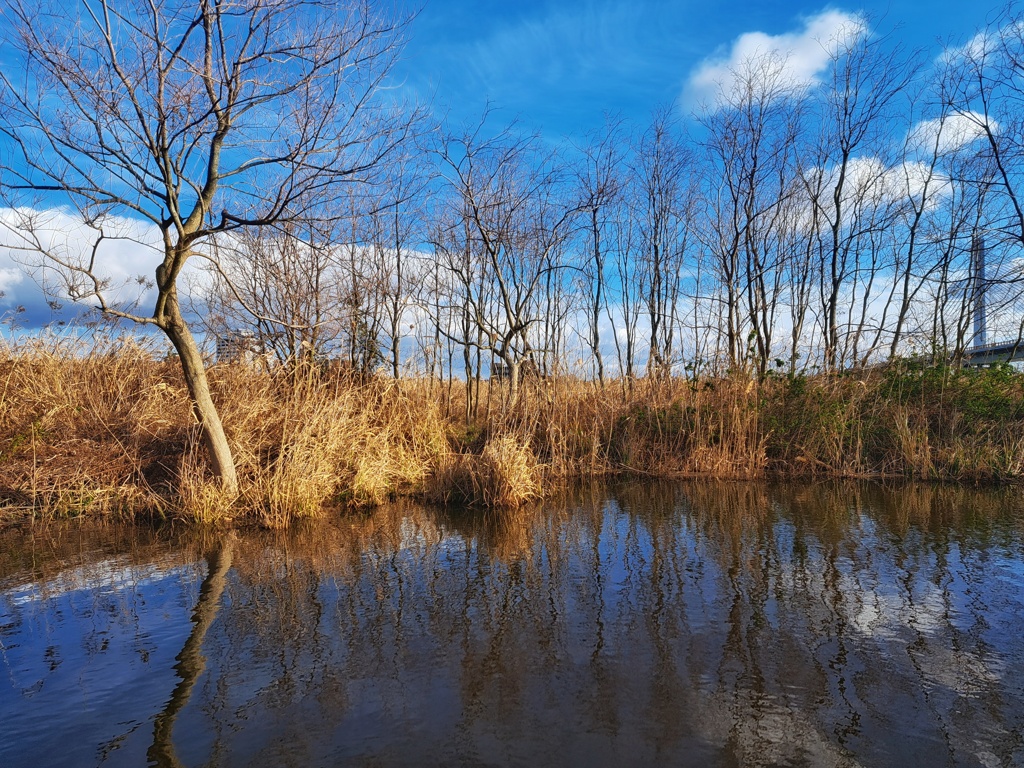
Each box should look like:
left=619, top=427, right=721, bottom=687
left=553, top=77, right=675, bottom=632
left=2, top=482, right=1023, bottom=767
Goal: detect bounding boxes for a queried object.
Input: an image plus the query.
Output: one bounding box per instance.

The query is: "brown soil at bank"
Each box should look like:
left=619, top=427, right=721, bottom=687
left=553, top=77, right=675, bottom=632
left=2, top=340, right=1022, bottom=528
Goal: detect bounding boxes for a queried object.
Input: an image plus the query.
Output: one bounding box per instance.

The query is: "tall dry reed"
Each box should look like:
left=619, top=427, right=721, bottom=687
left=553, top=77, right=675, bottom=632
left=1, top=338, right=1021, bottom=528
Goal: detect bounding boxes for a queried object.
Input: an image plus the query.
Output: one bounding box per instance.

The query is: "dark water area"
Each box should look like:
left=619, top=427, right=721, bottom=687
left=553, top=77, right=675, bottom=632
left=2, top=482, right=1024, bottom=767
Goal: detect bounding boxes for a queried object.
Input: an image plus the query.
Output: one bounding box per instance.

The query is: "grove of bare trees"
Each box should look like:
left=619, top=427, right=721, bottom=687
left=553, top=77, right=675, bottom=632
left=5, top=2, right=1024, bottom=484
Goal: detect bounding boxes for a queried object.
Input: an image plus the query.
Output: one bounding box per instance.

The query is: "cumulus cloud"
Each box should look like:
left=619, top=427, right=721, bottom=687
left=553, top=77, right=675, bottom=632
left=0, top=207, right=164, bottom=327
left=941, top=28, right=998, bottom=65
left=906, top=112, right=993, bottom=155
left=786, top=155, right=951, bottom=238
left=0, top=265, right=27, bottom=298
left=836, top=156, right=946, bottom=207
left=787, top=112, right=993, bottom=232
left=686, top=10, right=866, bottom=106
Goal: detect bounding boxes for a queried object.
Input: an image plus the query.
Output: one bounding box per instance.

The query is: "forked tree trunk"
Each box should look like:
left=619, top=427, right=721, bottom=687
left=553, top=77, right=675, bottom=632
left=161, top=300, right=239, bottom=495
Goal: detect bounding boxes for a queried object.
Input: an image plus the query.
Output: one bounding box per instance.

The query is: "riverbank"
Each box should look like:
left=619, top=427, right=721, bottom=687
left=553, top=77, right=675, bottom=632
left=2, top=339, right=1022, bottom=527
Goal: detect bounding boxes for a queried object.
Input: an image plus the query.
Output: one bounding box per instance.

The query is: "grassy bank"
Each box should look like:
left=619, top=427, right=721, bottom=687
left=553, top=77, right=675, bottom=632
left=2, top=338, right=1022, bottom=527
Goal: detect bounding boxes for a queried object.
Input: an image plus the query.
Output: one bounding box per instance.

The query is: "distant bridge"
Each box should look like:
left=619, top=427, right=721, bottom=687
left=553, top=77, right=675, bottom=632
left=962, top=235, right=1024, bottom=365
left=963, top=339, right=1024, bottom=366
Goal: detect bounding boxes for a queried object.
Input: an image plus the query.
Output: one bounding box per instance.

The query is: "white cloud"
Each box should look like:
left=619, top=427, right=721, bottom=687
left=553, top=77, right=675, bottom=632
left=686, top=10, right=866, bottom=106
left=940, top=17, right=1024, bottom=69
left=0, top=265, right=26, bottom=297
left=0, top=207, right=165, bottom=326
left=941, top=28, right=996, bottom=65
left=907, top=112, right=993, bottom=155
left=806, top=155, right=951, bottom=212
left=844, top=156, right=949, bottom=207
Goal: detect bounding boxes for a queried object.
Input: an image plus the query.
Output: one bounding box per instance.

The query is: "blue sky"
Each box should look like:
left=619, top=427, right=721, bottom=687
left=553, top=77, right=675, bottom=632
left=397, top=0, right=1001, bottom=138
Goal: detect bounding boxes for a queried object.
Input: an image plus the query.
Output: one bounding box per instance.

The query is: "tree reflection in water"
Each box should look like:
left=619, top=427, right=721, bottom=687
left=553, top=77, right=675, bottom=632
left=149, top=533, right=235, bottom=768
left=1, top=483, right=1023, bottom=767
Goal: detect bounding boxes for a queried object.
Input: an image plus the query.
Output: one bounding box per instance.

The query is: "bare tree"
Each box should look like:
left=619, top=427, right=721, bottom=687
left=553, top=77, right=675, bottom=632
left=883, top=92, right=964, bottom=360
left=940, top=6, right=1024, bottom=354
left=433, top=117, right=576, bottom=404
left=573, top=117, right=625, bottom=386
left=201, top=222, right=345, bottom=365
left=610, top=201, right=642, bottom=383
left=366, top=148, right=431, bottom=380
left=0, top=0, right=415, bottom=492
left=942, top=8, right=1024, bottom=247
left=632, top=109, right=690, bottom=378
left=801, top=27, right=919, bottom=370
left=697, top=51, right=803, bottom=374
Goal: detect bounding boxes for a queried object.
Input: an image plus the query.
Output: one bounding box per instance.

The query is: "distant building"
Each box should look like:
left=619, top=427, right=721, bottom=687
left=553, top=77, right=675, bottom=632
left=491, top=361, right=512, bottom=381
left=490, top=358, right=541, bottom=381
left=215, top=329, right=258, bottom=363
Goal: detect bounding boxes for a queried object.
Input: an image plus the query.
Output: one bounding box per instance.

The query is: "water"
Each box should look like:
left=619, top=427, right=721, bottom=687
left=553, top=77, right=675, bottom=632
left=2, top=482, right=1023, bottom=767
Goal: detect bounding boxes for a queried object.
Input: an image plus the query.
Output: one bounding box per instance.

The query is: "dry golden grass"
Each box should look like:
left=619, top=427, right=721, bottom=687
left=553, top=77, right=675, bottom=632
left=0, top=336, right=181, bottom=521
left=209, top=365, right=452, bottom=527
left=1, top=337, right=1022, bottom=527
left=432, top=432, right=541, bottom=508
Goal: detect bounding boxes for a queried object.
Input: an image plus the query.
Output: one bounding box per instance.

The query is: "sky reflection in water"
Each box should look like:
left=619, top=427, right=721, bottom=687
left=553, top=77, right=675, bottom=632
left=1, top=481, right=1023, bottom=767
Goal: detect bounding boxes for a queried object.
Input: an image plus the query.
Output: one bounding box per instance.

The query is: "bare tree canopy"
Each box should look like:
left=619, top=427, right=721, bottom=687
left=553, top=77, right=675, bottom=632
left=0, top=0, right=417, bottom=492
left=433, top=115, right=578, bottom=404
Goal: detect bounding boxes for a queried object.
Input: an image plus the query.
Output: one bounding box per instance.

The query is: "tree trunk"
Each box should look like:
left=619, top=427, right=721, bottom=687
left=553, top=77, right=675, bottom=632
left=591, top=209, right=605, bottom=387
left=392, top=330, right=401, bottom=380
left=503, top=358, right=521, bottom=406
left=162, top=304, right=239, bottom=496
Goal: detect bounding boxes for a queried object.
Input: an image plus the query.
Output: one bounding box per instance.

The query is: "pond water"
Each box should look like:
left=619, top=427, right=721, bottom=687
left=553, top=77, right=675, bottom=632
left=2, top=482, right=1024, bottom=767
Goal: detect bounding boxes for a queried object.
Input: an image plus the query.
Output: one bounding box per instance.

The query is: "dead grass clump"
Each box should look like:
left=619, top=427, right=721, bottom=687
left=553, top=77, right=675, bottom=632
left=234, top=377, right=357, bottom=528
left=348, top=379, right=453, bottom=506
left=764, top=374, right=873, bottom=475
left=605, top=376, right=767, bottom=478
left=0, top=334, right=183, bottom=521
left=427, top=432, right=541, bottom=508
left=175, top=443, right=236, bottom=525
left=528, top=377, right=617, bottom=477
left=891, top=407, right=934, bottom=480
left=475, top=433, right=542, bottom=507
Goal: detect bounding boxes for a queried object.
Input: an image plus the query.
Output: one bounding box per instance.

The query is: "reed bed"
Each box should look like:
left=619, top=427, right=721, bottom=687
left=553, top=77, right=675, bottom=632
left=1, top=337, right=1022, bottom=527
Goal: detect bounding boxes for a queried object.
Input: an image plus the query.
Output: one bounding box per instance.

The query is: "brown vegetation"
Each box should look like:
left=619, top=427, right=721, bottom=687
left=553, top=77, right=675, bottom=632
left=1, top=338, right=1022, bottom=528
